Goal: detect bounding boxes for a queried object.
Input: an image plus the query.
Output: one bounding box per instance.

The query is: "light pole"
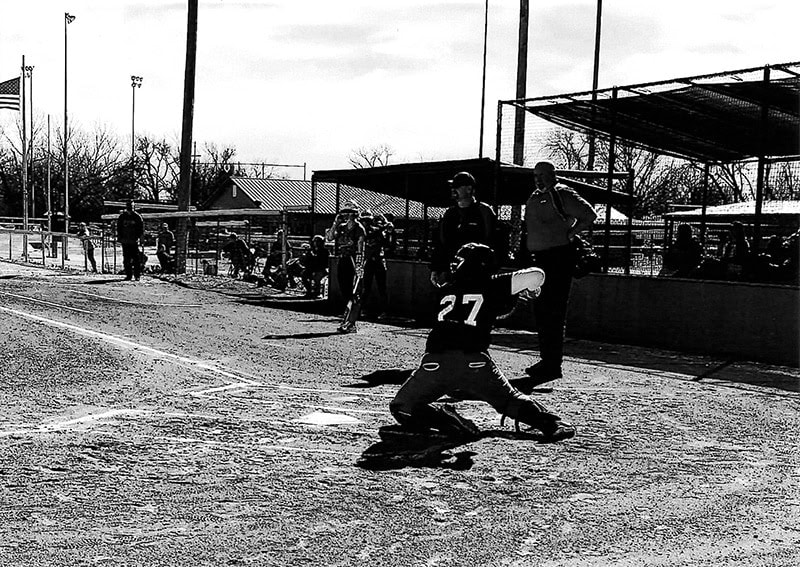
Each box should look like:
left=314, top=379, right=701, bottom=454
left=23, top=65, right=34, bottom=217
left=130, top=75, right=143, bottom=195
left=478, top=0, right=489, bottom=158
left=64, top=12, right=75, bottom=257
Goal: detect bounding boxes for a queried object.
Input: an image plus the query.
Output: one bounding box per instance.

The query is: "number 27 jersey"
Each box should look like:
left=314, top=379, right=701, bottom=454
left=425, top=273, right=513, bottom=353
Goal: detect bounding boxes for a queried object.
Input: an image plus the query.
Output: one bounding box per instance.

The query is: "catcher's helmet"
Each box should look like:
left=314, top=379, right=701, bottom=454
left=450, top=242, right=497, bottom=284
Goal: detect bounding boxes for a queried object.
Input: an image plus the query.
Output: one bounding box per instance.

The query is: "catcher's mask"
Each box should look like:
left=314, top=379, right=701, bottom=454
left=450, top=242, right=497, bottom=284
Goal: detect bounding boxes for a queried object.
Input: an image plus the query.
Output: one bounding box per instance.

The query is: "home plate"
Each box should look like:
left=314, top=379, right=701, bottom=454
left=293, top=411, right=362, bottom=426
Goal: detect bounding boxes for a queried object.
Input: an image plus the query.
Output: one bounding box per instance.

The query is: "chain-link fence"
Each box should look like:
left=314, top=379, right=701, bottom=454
left=0, top=215, right=321, bottom=283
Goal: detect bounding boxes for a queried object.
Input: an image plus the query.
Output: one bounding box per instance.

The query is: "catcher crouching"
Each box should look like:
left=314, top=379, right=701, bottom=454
left=389, top=242, right=576, bottom=442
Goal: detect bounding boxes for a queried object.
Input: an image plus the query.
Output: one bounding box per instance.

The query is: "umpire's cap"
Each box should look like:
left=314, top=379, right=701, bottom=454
left=448, top=171, right=476, bottom=188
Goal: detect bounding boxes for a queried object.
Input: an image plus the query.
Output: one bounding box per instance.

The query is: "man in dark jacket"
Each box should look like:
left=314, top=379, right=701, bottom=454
left=116, top=200, right=145, bottom=281
left=429, top=171, right=497, bottom=287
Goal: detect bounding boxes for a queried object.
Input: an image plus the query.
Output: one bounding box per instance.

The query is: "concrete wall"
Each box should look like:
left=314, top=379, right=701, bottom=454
left=567, top=274, right=799, bottom=366
left=329, top=258, right=799, bottom=367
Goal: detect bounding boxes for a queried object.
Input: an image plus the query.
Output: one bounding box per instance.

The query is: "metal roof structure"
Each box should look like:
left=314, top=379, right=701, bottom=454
left=313, top=157, right=632, bottom=208
left=506, top=62, right=800, bottom=164
left=221, top=178, right=333, bottom=212
left=665, top=200, right=800, bottom=223
left=205, top=177, right=437, bottom=219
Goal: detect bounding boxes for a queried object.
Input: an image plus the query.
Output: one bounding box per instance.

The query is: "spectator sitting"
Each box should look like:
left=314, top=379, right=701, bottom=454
left=721, top=221, right=751, bottom=280
left=222, top=233, right=254, bottom=278
left=661, top=224, right=703, bottom=277
left=300, top=235, right=330, bottom=298
left=285, top=243, right=309, bottom=288
left=262, top=229, right=291, bottom=279
left=757, top=231, right=800, bottom=284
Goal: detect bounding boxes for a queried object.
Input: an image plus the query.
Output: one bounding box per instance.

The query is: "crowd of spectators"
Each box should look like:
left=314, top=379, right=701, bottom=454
left=661, top=221, right=799, bottom=285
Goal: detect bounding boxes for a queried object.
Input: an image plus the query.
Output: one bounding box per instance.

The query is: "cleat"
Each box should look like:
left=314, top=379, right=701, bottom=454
left=541, top=421, right=576, bottom=442
left=516, top=362, right=562, bottom=393
left=337, top=321, right=357, bottom=334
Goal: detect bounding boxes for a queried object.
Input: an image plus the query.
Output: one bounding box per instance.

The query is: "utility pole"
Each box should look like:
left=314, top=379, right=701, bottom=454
left=587, top=0, right=603, bottom=170
left=512, top=0, right=529, bottom=167
left=175, top=0, right=198, bottom=274
left=509, top=0, right=529, bottom=251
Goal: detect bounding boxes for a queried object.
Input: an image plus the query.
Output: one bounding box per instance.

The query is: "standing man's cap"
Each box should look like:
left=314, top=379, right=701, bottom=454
left=448, top=171, right=476, bottom=187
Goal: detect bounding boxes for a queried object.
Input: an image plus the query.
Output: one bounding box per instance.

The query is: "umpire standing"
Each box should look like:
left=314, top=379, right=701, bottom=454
left=519, top=161, right=596, bottom=390
left=116, top=199, right=144, bottom=281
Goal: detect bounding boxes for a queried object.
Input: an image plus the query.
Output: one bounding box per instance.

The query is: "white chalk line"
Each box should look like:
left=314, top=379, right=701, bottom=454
left=69, top=289, right=204, bottom=308
left=0, top=409, right=363, bottom=456
left=0, top=291, right=93, bottom=314
left=1, top=305, right=392, bottom=426
left=0, top=304, right=262, bottom=387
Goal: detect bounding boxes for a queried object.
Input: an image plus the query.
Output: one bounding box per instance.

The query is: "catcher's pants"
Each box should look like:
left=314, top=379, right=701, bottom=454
left=390, top=350, right=561, bottom=431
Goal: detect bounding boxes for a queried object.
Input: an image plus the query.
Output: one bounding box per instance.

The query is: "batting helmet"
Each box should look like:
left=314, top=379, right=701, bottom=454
left=450, top=242, right=497, bottom=284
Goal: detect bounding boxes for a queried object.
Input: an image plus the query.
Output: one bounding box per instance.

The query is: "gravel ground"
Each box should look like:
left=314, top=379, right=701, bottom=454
left=1, top=260, right=799, bottom=567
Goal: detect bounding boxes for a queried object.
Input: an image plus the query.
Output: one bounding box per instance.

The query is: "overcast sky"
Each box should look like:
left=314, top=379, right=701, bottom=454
left=0, top=0, right=797, bottom=175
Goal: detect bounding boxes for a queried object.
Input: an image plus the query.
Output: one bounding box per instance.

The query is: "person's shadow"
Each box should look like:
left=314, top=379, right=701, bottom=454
left=343, top=368, right=554, bottom=395
left=81, top=278, right=127, bottom=285
left=344, top=368, right=413, bottom=389
left=356, top=426, right=554, bottom=471
left=263, top=331, right=343, bottom=340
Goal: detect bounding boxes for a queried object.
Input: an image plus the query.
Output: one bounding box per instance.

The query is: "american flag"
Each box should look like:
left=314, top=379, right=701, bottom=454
left=0, top=77, right=20, bottom=111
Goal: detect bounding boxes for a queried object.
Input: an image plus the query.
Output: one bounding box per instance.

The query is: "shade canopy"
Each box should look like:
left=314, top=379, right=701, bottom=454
left=664, top=200, right=800, bottom=225
left=313, top=157, right=632, bottom=209
left=510, top=62, right=800, bottom=164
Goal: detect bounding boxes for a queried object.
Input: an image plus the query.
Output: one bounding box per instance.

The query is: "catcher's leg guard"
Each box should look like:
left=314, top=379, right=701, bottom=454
left=390, top=403, right=480, bottom=439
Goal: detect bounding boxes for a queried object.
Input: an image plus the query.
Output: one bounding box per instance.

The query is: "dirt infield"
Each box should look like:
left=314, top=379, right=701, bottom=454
left=1, top=261, right=798, bottom=567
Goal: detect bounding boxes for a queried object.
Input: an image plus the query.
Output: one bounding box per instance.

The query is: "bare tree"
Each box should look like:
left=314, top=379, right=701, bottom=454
left=348, top=144, right=393, bottom=168
left=137, top=136, right=179, bottom=203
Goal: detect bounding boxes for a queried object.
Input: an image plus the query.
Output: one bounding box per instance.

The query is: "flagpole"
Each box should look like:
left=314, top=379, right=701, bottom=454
left=21, top=55, right=29, bottom=262
left=64, top=13, right=75, bottom=259
left=47, top=115, right=52, bottom=235
left=26, top=64, right=35, bottom=218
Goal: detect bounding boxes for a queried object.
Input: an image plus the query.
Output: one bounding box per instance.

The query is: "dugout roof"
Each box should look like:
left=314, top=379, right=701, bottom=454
left=312, top=157, right=632, bottom=209
left=507, top=62, right=800, bottom=164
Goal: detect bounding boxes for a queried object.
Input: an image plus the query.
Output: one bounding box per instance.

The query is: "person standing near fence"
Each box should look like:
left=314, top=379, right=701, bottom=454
left=156, top=222, right=176, bottom=274
left=326, top=201, right=366, bottom=333
left=78, top=222, right=97, bottom=273
left=517, top=160, right=596, bottom=391
left=360, top=210, right=391, bottom=319
left=116, top=200, right=144, bottom=281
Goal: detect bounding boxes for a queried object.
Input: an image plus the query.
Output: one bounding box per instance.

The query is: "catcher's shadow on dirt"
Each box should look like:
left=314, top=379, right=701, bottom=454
left=344, top=368, right=414, bottom=389
left=356, top=428, right=552, bottom=471
left=343, top=369, right=554, bottom=395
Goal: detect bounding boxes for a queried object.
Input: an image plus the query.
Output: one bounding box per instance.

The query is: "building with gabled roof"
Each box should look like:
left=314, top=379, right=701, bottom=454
left=203, top=176, right=440, bottom=220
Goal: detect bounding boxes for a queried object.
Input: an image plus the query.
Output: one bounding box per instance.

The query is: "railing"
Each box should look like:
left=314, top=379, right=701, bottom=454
left=0, top=225, right=320, bottom=281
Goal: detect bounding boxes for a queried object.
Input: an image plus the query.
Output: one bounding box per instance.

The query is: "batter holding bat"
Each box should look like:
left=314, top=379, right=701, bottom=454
left=326, top=201, right=366, bottom=334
